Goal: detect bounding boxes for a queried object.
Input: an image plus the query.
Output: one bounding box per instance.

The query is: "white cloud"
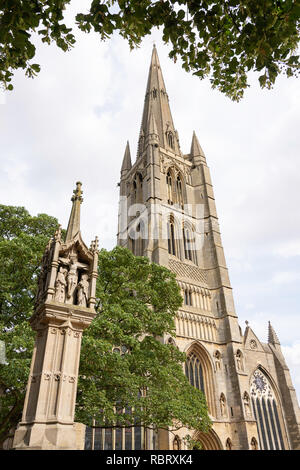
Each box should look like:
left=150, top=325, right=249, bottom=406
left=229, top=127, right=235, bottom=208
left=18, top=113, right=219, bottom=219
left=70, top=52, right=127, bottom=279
left=273, top=240, right=300, bottom=258
left=0, top=3, right=299, bottom=401
left=271, top=271, right=300, bottom=285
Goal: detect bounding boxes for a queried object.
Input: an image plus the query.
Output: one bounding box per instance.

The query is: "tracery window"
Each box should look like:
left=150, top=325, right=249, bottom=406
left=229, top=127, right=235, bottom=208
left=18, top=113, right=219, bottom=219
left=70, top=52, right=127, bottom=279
left=250, top=369, right=286, bottom=450
left=185, top=353, right=205, bottom=393
left=184, top=345, right=217, bottom=417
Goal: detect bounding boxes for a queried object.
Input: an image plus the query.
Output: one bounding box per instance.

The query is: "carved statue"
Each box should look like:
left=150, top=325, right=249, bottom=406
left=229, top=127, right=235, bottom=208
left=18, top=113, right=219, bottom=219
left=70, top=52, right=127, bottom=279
left=77, top=273, right=90, bottom=307
left=236, top=350, right=243, bottom=371
left=35, top=241, right=52, bottom=305
left=54, top=267, right=67, bottom=303
left=220, top=394, right=226, bottom=416
left=251, top=437, right=258, bottom=450
left=59, top=253, right=88, bottom=305
left=244, top=393, right=251, bottom=416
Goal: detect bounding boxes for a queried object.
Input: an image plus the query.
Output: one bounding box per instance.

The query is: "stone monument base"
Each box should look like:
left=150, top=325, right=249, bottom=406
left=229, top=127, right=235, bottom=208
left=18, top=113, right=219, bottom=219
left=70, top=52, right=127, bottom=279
left=13, top=422, right=78, bottom=450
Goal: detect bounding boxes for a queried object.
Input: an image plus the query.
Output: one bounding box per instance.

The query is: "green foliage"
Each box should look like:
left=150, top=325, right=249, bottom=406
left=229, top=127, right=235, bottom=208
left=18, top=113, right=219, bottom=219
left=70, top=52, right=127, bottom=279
left=77, top=247, right=211, bottom=435
left=0, top=205, right=211, bottom=447
left=0, top=205, right=59, bottom=446
left=0, top=1, right=299, bottom=100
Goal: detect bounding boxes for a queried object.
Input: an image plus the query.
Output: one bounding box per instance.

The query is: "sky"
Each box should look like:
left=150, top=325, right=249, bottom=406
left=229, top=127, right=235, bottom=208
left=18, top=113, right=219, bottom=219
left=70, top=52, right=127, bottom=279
left=0, top=2, right=299, bottom=403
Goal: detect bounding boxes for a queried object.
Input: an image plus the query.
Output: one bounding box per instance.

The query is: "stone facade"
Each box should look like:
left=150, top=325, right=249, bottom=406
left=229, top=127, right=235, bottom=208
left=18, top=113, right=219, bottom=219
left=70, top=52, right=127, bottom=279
left=117, top=46, right=300, bottom=450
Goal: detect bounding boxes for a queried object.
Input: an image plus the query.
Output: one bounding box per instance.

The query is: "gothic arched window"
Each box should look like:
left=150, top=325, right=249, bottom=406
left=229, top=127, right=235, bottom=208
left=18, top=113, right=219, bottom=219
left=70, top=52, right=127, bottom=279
left=182, top=224, right=198, bottom=265
left=185, top=345, right=217, bottom=417
left=132, top=173, right=143, bottom=205
left=167, top=215, right=181, bottom=258
left=184, top=288, right=192, bottom=306
left=250, top=369, right=286, bottom=450
left=166, top=171, right=173, bottom=205
left=167, top=218, right=176, bottom=256
left=185, top=353, right=205, bottom=393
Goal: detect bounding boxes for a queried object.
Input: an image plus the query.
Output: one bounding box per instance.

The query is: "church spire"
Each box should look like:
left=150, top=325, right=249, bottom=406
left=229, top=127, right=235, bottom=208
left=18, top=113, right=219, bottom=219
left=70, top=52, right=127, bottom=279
left=140, top=45, right=179, bottom=153
left=65, top=181, right=83, bottom=242
left=268, top=321, right=281, bottom=346
left=121, top=141, right=132, bottom=173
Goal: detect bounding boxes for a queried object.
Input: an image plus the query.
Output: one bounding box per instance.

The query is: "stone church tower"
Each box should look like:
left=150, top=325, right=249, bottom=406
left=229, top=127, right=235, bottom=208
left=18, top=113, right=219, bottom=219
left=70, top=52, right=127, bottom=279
left=116, top=46, right=300, bottom=450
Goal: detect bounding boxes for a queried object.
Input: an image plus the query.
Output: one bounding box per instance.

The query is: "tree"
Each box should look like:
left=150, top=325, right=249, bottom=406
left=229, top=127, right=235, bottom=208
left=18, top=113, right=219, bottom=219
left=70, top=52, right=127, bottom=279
left=0, top=205, right=211, bottom=448
left=76, top=246, right=211, bottom=444
left=0, top=1, right=299, bottom=100
left=0, top=205, right=60, bottom=447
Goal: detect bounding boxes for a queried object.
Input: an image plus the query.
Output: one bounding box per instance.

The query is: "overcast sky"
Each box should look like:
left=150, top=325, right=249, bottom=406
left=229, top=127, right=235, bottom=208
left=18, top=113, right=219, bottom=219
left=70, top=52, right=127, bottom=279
left=0, top=2, right=299, bottom=402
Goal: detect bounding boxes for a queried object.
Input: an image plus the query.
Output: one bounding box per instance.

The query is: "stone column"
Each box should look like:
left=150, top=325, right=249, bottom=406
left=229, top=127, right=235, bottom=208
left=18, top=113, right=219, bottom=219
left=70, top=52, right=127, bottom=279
left=13, top=303, right=95, bottom=450
left=13, top=182, right=99, bottom=450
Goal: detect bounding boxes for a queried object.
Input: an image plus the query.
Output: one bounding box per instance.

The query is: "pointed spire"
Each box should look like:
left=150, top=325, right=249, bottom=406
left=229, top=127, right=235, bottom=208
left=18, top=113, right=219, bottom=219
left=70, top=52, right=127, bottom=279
left=140, top=45, right=179, bottom=152
left=190, top=131, right=206, bottom=163
left=268, top=321, right=281, bottom=345
left=121, top=141, right=132, bottom=172
left=65, top=182, right=83, bottom=242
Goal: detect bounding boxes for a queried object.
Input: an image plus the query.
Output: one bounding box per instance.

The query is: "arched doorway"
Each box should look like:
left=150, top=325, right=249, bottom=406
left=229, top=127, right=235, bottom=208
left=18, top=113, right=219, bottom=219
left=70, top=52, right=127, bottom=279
left=193, top=429, right=223, bottom=450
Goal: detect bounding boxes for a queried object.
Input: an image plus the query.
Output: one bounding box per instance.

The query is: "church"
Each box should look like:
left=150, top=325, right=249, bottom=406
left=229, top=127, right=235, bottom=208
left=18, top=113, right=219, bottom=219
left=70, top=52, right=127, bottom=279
left=12, top=47, right=300, bottom=451
left=111, top=45, right=300, bottom=450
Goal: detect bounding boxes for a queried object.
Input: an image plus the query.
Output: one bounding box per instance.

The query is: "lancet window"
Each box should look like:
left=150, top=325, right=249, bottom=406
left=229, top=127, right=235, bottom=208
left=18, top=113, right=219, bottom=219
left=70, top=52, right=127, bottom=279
left=166, top=171, right=173, bottom=205
left=184, top=288, right=192, bottom=306
left=167, top=216, right=177, bottom=257
left=182, top=224, right=197, bottom=265
left=175, top=175, right=184, bottom=208
left=132, top=173, right=143, bottom=204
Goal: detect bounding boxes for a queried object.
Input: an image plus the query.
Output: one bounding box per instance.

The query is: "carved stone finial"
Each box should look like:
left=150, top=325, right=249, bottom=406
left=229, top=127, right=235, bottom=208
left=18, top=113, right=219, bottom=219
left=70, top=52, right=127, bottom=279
left=72, top=181, right=83, bottom=202
left=245, top=320, right=249, bottom=326
left=90, top=236, right=99, bottom=253
left=65, top=182, right=83, bottom=242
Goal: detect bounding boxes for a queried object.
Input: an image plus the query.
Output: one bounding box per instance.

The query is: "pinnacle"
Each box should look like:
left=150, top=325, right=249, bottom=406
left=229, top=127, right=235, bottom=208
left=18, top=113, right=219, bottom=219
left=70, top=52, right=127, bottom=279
left=121, top=141, right=132, bottom=172
left=190, top=131, right=205, bottom=158
left=65, top=181, right=83, bottom=242
left=268, top=321, right=281, bottom=345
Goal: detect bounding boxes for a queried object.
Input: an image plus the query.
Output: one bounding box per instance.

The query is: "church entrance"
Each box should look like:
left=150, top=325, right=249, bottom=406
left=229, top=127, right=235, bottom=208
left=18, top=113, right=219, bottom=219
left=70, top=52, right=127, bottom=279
left=193, top=430, right=223, bottom=450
